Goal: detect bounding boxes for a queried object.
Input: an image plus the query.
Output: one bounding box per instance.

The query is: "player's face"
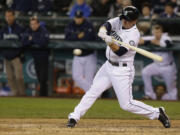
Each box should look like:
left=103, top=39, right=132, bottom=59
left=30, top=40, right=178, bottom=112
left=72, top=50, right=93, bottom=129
left=74, top=17, right=84, bottom=25
left=153, top=29, right=163, bottom=39
left=77, top=0, right=84, bottom=5
left=30, top=20, right=40, bottom=31
left=117, top=0, right=123, bottom=5
left=122, top=0, right=132, bottom=8
left=122, top=19, right=136, bottom=29
left=5, top=12, right=15, bottom=26
left=142, top=6, right=151, bottom=16
left=165, top=6, right=174, bottom=15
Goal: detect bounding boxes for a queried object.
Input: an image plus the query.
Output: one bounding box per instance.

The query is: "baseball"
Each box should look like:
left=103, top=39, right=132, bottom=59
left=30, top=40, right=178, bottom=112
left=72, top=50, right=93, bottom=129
left=73, top=49, right=82, bottom=55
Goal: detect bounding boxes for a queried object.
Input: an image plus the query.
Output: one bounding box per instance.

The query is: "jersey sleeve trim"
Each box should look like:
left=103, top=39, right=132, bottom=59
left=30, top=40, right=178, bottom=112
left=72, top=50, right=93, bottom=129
left=102, top=22, right=112, bottom=35
left=114, top=46, right=128, bottom=56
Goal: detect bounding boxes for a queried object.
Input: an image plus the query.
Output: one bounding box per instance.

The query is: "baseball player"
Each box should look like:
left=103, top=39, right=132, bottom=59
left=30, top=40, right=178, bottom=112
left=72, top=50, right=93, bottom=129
left=140, top=25, right=177, bottom=100
left=65, top=10, right=97, bottom=92
left=67, top=6, right=170, bottom=128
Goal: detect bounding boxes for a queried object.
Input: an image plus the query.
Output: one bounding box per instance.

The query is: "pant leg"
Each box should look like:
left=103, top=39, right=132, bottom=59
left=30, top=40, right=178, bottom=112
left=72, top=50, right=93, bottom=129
left=5, top=59, right=18, bottom=96
left=12, top=58, right=25, bottom=96
left=84, top=53, right=97, bottom=91
left=69, top=62, right=112, bottom=121
left=161, top=64, right=178, bottom=100
left=111, top=66, right=159, bottom=120
left=72, top=56, right=92, bottom=91
left=34, top=57, right=49, bottom=96
left=142, top=63, right=160, bottom=99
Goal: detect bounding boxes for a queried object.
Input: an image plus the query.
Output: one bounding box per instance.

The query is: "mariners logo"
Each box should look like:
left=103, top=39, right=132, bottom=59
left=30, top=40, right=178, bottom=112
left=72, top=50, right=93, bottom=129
left=26, top=59, right=37, bottom=79
left=129, top=40, right=135, bottom=46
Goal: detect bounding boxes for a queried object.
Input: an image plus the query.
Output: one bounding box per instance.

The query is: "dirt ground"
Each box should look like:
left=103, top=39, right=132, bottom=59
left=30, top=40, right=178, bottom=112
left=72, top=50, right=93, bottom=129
left=0, top=119, right=180, bottom=135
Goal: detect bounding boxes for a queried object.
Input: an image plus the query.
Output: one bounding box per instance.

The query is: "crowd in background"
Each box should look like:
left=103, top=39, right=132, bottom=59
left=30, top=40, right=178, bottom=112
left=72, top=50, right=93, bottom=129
left=0, top=0, right=180, bottom=18
left=0, top=10, right=49, bottom=97
left=0, top=0, right=179, bottom=99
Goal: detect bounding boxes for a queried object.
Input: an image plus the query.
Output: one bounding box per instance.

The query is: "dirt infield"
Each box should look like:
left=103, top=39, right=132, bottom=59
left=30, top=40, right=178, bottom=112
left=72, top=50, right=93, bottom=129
left=0, top=119, right=180, bottom=135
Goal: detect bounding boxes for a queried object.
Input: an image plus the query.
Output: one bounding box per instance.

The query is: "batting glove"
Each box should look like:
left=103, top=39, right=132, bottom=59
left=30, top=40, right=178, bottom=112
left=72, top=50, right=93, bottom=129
left=104, top=35, right=112, bottom=43
left=98, top=27, right=107, bottom=39
left=98, top=32, right=107, bottom=39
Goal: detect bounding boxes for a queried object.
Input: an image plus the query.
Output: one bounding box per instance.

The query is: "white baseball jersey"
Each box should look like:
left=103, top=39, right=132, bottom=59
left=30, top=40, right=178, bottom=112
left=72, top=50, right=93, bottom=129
left=68, top=17, right=160, bottom=123
left=142, top=33, right=174, bottom=66
left=142, top=33, right=177, bottom=100
left=106, top=17, right=140, bottom=62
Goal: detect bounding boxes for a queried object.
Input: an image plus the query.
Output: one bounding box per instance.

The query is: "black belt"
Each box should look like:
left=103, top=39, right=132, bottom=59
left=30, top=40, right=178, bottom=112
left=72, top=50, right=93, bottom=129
left=108, top=60, right=127, bottom=67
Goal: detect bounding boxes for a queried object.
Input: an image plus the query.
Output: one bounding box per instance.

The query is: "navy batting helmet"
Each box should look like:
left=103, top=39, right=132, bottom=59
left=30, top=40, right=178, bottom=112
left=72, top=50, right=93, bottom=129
left=120, top=6, right=139, bottom=21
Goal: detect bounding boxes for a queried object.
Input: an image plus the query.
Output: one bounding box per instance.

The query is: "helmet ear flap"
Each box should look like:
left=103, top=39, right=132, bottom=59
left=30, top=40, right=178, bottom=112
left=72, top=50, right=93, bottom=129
left=119, top=14, right=125, bottom=20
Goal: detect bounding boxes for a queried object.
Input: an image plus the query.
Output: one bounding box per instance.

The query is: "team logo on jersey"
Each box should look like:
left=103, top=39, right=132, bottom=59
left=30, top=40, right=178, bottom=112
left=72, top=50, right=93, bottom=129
left=129, top=40, right=135, bottom=46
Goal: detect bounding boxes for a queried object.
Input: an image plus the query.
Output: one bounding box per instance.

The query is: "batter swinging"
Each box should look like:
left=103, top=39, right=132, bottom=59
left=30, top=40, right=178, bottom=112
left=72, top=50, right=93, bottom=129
left=67, top=6, right=170, bottom=128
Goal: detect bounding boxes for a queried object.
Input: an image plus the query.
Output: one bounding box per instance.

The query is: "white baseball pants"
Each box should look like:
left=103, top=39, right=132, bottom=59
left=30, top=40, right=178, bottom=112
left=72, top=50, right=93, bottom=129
left=69, top=61, right=159, bottom=121
left=72, top=53, right=97, bottom=92
left=142, top=62, right=177, bottom=100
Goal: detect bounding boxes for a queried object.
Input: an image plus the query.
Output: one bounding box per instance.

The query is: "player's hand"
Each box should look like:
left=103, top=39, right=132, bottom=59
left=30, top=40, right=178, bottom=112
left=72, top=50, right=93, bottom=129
left=28, top=36, right=32, bottom=41
left=98, top=32, right=107, bottom=39
left=78, top=32, right=85, bottom=39
left=104, top=35, right=112, bottom=43
left=98, top=26, right=107, bottom=39
left=139, top=38, right=145, bottom=45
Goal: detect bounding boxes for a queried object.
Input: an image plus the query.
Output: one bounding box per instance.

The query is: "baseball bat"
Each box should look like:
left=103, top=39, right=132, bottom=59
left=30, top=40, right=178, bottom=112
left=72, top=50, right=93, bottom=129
left=112, top=39, right=163, bottom=62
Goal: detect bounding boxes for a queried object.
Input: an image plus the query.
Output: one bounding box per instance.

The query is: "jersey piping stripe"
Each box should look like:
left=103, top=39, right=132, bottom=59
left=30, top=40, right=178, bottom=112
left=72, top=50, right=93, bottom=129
left=109, top=47, right=111, bottom=62
left=128, top=68, right=154, bottom=113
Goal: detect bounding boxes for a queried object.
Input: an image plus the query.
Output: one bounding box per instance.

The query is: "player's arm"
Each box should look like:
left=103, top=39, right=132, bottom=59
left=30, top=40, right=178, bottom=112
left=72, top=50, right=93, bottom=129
left=139, top=36, right=154, bottom=45
left=98, top=22, right=128, bottom=56
left=151, top=38, right=173, bottom=47
left=108, top=42, right=128, bottom=56
left=98, top=22, right=111, bottom=39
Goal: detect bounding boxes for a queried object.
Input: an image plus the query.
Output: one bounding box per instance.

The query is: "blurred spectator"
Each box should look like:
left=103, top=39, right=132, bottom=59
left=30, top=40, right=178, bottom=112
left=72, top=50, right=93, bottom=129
left=70, top=0, right=91, bottom=18
left=108, top=0, right=123, bottom=18
left=160, top=2, right=178, bottom=18
left=0, top=10, right=25, bottom=96
left=140, top=25, right=178, bottom=100
left=137, top=3, right=152, bottom=35
left=170, top=0, right=179, bottom=14
left=152, top=0, right=169, bottom=14
left=22, top=16, right=49, bottom=96
left=0, top=0, right=6, bottom=11
left=6, top=0, right=13, bottom=8
left=141, top=2, right=152, bottom=19
left=122, top=0, right=132, bottom=8
left=91, top=0, right=111, bottom=17
left=65, top=10, right=97, bottom=92
left=53, top=0, right=72, bottom=16
left=131, top=0, right=149, bottom=11
left=34, top=0, right=53, bottom=15
left=11, top=0, right=34, bottom=15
